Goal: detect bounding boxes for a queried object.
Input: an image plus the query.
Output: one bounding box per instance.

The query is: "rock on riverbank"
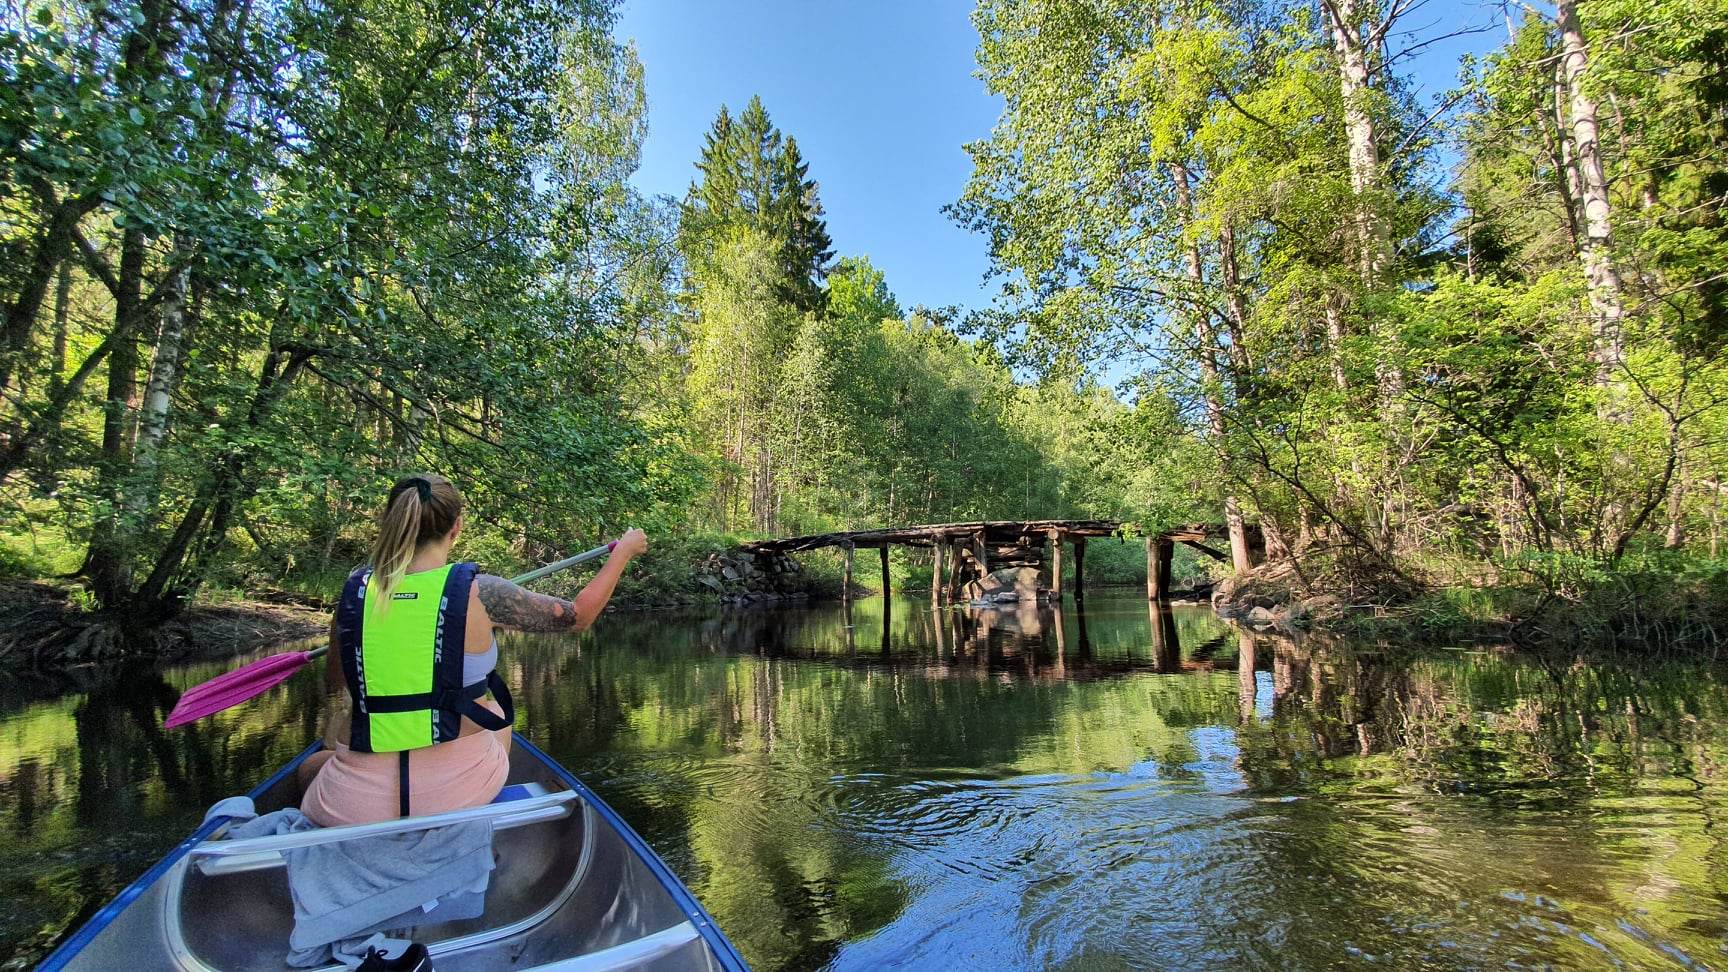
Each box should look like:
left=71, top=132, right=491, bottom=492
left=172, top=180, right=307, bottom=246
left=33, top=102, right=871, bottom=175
left=1211, top=562, right=1346, bottom=634
left=691, top=549, right=820, bottom=605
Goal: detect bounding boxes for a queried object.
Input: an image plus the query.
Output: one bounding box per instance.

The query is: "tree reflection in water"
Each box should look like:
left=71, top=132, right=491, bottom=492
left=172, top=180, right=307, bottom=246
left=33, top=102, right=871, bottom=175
left=6, top=594, right=1728, bottom=970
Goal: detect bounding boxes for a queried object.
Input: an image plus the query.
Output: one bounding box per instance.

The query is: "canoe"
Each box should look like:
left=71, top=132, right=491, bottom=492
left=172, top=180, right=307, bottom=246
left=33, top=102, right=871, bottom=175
left=39, top=737, right=749, bottom=971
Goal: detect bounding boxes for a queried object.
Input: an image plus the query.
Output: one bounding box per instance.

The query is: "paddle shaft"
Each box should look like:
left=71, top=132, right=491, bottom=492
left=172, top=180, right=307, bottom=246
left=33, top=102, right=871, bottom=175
left=301, top=540, right=617, bottom=662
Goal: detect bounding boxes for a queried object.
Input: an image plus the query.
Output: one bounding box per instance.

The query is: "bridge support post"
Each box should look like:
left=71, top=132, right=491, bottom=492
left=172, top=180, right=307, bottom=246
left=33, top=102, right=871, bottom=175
left=842, top=541, right=855, bottom=603
left=931, top=540, right=945, bottom=607
left=1073, top=538, right=1087, bottom=601
left=879, top=545, right=890, bottom=598
left=944, top=537, right=959, bottom=602
left=972, top=532, right=988, bottom=587
left=1147, top=536, right=1173, bottom=601
left=1045, top=528, right=1062, bottom=599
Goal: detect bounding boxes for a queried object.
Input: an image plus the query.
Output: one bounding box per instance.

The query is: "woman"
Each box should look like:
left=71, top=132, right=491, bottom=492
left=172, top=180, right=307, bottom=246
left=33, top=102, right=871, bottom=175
left=298, top=473, right=647, bottom=826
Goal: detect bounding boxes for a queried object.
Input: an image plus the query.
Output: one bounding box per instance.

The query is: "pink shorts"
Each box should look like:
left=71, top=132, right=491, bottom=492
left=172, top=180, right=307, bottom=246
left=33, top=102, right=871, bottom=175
left=301, top=702, right=510, bottom=827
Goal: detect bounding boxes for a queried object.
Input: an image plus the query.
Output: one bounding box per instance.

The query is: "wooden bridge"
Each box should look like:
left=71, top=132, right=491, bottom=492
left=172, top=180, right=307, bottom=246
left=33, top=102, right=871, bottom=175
left=741, top=519, right=1255, bottom=604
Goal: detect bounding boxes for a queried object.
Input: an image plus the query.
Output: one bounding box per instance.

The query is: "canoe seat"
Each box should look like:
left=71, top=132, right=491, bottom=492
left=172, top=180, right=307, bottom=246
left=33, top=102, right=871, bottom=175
left=490, top=781, right=550, bottom=803
left=190, top=783, right=577, bottom=878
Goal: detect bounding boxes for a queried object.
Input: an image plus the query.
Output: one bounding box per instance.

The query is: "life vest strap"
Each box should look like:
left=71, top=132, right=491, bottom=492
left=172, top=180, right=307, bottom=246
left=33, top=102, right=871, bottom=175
left=398, top=751, right=410, bottom=818
left=364, top=675, right=515, bottom=727
left=440, top=671, right=515, bottom=732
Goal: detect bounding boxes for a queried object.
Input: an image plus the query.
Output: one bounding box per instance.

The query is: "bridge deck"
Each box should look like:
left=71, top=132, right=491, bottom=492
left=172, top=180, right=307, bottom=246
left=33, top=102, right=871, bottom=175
left=741, top=519, right=1126, bottom=553
left=741, top=520, right=1243, bottom=605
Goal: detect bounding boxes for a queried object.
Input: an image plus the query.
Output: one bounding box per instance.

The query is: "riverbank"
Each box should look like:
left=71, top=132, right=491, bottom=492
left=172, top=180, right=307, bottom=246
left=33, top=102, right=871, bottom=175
left=0, top=580, right=328, bottom=675
left=1212, top=551, right=1728, bottom=653
left=0, top=536, right=841, bottom=677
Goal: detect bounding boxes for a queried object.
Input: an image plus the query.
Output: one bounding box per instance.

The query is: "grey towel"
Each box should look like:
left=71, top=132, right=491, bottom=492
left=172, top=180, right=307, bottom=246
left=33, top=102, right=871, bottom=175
left=218, top=804, right=494, bottom=968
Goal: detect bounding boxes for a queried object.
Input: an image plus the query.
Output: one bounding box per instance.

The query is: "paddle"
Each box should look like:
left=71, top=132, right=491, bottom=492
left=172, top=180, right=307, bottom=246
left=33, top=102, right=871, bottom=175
left=162, top=541, right=618, bottom=729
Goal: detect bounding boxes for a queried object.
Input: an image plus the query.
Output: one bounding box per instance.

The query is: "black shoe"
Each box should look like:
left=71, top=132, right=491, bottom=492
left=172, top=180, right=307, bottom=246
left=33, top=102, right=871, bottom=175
left=356, top=942, right=431, bottom=972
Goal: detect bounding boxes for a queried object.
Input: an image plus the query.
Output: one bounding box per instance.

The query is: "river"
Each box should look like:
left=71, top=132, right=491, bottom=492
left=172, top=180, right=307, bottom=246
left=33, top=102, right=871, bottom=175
left=3, top=592, right=1727, bottom=969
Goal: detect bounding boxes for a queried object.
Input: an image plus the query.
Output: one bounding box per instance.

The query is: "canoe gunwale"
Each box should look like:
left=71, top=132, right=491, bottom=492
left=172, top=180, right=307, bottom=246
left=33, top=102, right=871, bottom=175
left=512, top=736, right=751, bottom=972
left=525, top=920, right=704, bottom=971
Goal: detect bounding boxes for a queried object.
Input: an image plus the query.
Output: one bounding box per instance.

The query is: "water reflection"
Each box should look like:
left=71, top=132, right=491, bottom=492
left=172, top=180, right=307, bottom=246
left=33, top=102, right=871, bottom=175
left=5, top=594, right=1728, bottom=970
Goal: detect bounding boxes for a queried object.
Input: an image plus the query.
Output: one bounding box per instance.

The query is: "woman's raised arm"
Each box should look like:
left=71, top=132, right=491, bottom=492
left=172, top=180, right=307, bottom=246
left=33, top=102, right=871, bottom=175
left=478, top=528, right=647, bottom=633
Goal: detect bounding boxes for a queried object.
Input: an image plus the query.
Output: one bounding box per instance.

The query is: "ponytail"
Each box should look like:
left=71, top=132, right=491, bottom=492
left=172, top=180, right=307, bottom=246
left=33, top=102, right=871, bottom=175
left=367, top=473, right=463, bottom=609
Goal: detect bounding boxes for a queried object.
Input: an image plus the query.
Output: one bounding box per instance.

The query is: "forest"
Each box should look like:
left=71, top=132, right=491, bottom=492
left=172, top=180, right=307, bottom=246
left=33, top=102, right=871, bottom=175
left=2, top=0, right=1726, bottom=657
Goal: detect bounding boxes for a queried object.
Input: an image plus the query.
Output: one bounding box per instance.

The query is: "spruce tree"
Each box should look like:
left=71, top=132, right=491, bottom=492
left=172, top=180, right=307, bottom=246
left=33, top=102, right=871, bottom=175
left=683, top=97, right=831, bottom=312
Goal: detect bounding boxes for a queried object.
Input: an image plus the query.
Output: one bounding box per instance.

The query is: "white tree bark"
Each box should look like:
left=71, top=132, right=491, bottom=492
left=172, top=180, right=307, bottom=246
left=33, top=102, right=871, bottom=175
left=130, top=261, right=187, bottom=507
left=1555, top=0, right=1628, bottom=386
left=1321, top=0, right=1390, bottom=285
left=1323, top=0, right=1405, bottom=551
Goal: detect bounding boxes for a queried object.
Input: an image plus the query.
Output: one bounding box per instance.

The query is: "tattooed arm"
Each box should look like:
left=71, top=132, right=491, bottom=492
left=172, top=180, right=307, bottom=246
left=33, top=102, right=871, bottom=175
left=477, top=575, right=591, bottom=632
left=477, top=529, right=647, bottom=633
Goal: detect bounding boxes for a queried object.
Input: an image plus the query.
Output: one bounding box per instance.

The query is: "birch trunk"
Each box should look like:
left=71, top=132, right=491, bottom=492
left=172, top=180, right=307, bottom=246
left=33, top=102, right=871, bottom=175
left=1322, top=0, right=1391, bottom=284
left=130, top=260, right=188, bottom=508
left=1323, top=298, right=1350, bottom=394
left=1324, top=0, right=1406, bottom=552
left=1217, top=220, right=1251, bottom=376
left=1555, top=0, right=1628, bottom=385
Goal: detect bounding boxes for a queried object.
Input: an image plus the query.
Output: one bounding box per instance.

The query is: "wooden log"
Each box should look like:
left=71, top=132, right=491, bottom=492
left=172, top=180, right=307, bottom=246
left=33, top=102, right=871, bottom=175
left=931, top=540, right=945, bottom=606
left=1180, top=539, right=1230, bottom=563
left=1046, top=528, right=1062, bottom=599
left=972, top=532, right=988, bottom=583
left=1072, top=537, right=1086, bottom=601
left=879, top=545, right=890, bottom=597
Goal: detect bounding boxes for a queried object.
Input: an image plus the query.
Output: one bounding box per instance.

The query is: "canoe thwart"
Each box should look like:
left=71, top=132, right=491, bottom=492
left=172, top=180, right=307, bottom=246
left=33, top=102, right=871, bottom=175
left=191, top=786, right=578, bottom=870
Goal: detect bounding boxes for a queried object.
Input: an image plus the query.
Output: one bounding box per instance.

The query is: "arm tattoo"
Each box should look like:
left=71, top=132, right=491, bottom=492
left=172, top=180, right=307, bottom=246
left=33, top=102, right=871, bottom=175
left=476, top=574, right=585, bottom=632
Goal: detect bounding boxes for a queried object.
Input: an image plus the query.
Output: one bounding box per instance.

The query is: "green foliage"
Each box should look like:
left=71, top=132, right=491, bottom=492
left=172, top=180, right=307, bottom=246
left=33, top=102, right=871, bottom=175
left=675, top=93, right=1179, bottom=541
left=956, top=0, right=1728, bottom=620
left=7, top=0, right=1725, bottom=642
left=0, top=0, right=701, bottom=624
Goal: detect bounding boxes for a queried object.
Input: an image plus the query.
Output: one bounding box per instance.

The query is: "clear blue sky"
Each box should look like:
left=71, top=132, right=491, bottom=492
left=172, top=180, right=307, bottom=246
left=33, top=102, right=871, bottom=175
left=615, top=0, right=1000, bottom=313
left=616, top=1, right=1505, bottom=317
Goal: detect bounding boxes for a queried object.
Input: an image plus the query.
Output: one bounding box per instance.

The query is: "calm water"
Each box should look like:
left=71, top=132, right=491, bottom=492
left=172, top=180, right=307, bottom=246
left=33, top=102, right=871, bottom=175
left=5, top=592, right=1728, bottom=969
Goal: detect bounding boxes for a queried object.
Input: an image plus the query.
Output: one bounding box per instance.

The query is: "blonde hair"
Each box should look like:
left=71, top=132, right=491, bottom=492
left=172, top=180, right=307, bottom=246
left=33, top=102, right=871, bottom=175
left=368, top=473, right=462, bottom=605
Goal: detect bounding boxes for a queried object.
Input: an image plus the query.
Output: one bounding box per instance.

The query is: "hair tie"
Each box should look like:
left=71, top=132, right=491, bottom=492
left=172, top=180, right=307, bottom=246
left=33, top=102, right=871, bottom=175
left=404, top=477, right=432, bottom=503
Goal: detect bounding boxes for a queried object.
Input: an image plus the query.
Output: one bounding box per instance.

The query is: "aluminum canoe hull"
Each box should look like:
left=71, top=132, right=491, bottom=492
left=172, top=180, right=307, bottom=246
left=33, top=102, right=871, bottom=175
left=39, top=737, right=748, bottom=972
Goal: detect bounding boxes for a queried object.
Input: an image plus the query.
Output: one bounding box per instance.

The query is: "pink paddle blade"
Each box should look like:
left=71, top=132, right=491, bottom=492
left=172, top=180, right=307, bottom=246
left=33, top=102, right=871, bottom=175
left=164, top=649, right=317, bottom=728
